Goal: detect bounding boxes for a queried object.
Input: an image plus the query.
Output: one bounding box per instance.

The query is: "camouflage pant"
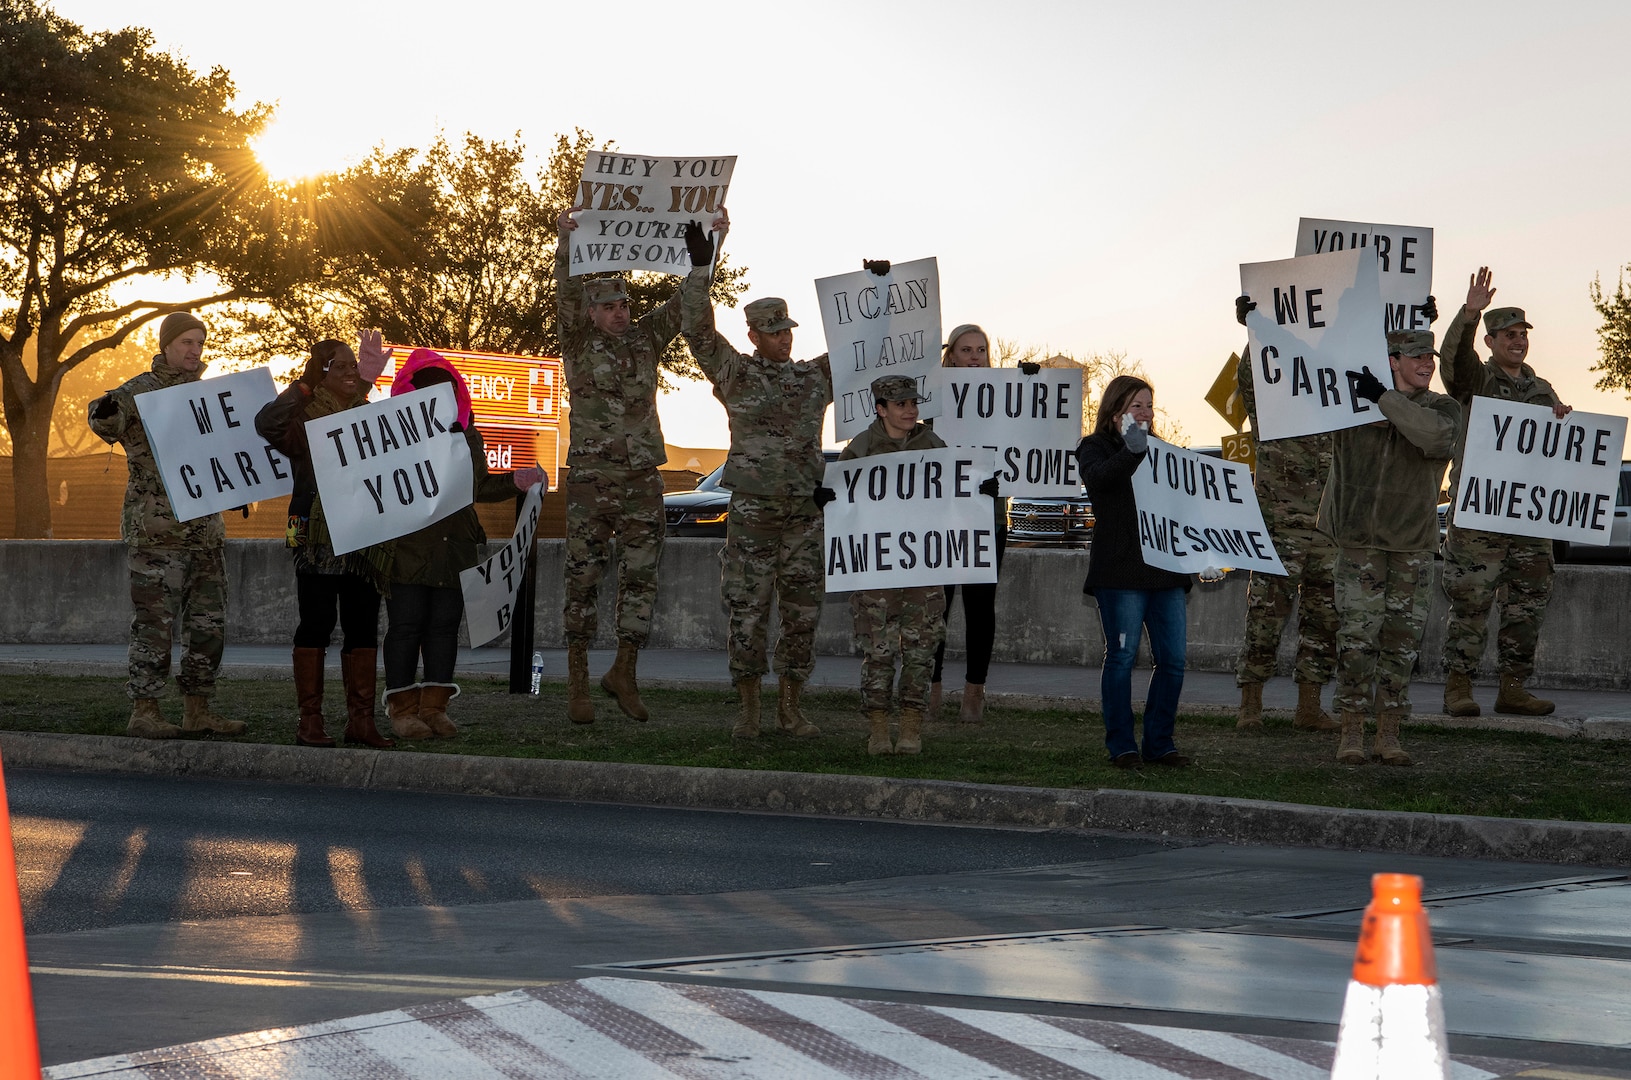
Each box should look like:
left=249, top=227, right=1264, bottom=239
left=1441, top=524, right=1553, bottom=679
left=851, top=586, right=945, bottom=713
left=721, top=493, right=824, bottom=682
left=126, top=543, right=227, bottom=700
left=564, top=467, right=664, bottom=647
left=1235, top=527, right=1338, bottom=686
left=1333, top=547, right=1431, bottom=716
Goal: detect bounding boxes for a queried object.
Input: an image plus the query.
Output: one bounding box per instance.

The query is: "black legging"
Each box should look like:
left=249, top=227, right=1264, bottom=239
left=293, top=571, right=381, bottom=650
left=383, top=584, right=465, bottom=690
left=933, top=536, right=1006, bottom=685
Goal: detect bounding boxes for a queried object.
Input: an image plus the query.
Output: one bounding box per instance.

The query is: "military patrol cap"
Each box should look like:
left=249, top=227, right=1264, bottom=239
left=871, top=374, right=924, bottom=403
left=583, top=275, right=629, bottom=305
left=1386, top=330, right=1439, bottom=357
left=744, top=297, right=797, bottom=333
left=1484, top=306, right=1532, bottom=334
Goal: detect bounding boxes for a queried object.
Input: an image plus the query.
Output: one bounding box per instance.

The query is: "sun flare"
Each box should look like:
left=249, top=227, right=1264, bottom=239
left=252, top=117, right=357, bottom=182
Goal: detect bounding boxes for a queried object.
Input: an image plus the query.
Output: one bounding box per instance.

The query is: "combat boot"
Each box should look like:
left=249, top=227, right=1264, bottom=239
left=419, top=684, right=458, bottom=738
left=927, top=681, right=943, bottom=722
left=127, top=697, right=180, bottom=740
left=340, top=648, right=393, bottom=748
left=386, top=687, right=432, bottom=740
left=776, top=677, right=820, bottom=737
left=182, top=695, right=246, bottom=736
left=293, top=647, right=334, bottom=747
left=959, top=683, right=986, bottom=725
left=1495, top=674, right=1555, bottom=716
left=1373, top=710, right=1413, bottom=766
left=896, top=708, right=923, bottom=754
left=732, top=678, right=761, bottom=740
left=600, top=642, right=650, bottom=721
left=1292, top=681, right=1339, bottom=731
left=1336, top=711, right=1368, bottom=765
left=866, top=709, right=893, bottom=756
left=1443, top=670, right=1480, bottom=717
left=1236, top=681, right=1264, bottom=733
left=566, top=642, right=595, bottom=725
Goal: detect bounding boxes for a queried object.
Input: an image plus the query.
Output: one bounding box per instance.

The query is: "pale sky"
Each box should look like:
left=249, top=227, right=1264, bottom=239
left=51, top=0, right=1631, bottom=449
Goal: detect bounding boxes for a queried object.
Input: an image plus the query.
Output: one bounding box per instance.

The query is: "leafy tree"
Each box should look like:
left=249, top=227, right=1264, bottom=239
left=1590, top=264, right=1631, bottom=395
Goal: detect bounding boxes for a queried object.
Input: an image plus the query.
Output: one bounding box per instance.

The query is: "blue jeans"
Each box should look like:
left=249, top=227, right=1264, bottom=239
left=1095, top=587, right=1187, bottom=760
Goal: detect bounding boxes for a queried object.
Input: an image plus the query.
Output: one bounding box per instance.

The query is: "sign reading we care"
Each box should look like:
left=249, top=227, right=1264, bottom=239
left=137, top=367, right=293, bottom=522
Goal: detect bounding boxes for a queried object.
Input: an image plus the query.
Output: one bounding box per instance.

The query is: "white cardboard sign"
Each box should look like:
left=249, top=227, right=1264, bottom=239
left=931, top=368, right=1084, bottom=497
left=1133, top=438, right=1285, bottom=576
left=1295, top=217, right=1434, bottom=332
left=817, top=258, right=942, bottom=440
left=567, top=151, right=736, bottom=276
left=460, top=483, right=543, bottom=647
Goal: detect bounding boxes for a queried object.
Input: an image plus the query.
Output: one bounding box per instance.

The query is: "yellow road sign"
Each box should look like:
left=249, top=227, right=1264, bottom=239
left=1206, top=353, right=1247, bottom=433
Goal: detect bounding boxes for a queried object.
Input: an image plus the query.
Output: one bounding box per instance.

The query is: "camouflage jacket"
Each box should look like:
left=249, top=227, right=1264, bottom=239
left=1236, top=345, right=1332, bottom=532
left=555, top=241, right=674, bottom=471
left=88, top=357, right=225, bottom=549
left=680, top=269, right=832, bottom=497
left=838, top=418, right=946, bottom=460
left=1317, top=387, right=1461, bottom=553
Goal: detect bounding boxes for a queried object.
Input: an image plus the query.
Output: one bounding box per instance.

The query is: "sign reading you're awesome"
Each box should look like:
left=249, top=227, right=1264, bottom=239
left=137, top=367, right=293, bottom=522
left=568, top=151, right=736, bottom=276
left=1455, top=399, right=1627, bottom=545
left=1295, top=217, right=1433, bottom=333
left=932, top=368, right=1083, bottom=497
left=1133, top=439, right=1285, bottom=577
left=817, top=258, right=942, bottom=441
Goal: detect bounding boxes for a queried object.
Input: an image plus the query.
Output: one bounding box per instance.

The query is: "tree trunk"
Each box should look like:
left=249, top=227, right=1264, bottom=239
left=8, top=408, right=55, bottom=538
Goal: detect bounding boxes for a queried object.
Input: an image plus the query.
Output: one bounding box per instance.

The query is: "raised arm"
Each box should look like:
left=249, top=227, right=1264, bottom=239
left=554, top=205, right=587, bottom=334
left=1440, top=267, right=1493, bottom=401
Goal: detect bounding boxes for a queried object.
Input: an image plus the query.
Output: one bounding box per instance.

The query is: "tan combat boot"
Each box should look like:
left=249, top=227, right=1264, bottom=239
left=1292, top=681, right=1339, bottom=731
left=776, top=677, right=820, bottom=737
left=895, top=708, right=923, bottom=754
left=182, top=695, right=246, bottom=736
left=1236, top=681, right=1264, bottom=733
left=732, top=678, right=761, bottom=740
left=1336, top=711, right=1368, bottom=765
left=566, top=643, right=595, bottom=725
left=127, top=697, right=180, bottom=740
left=386, top=687, right=432, bottom=740
left=1443, top=670, right=1480, bottom=717
left=419, top=684, right=458, bottom=738
left=866, top=709, right=893, bottom=756
left=959, top=683, right=986, bottom=725
left=927, top=681, right=943, bottom=722
left=1373, top=710, right=1414, bottom=766
left=1495, top=674, right=1555, bottom=716
left=600, top=642, right=649, bottom=721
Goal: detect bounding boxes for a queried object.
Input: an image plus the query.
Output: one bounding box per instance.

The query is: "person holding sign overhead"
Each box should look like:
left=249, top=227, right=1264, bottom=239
left=1320, top=332, right=1460, bottom=765
left=1074, top=376, right=1191, bottom=769
left=86, top=311, right=246, bottom=741
left=1439, top=268, right=1570, bottom=718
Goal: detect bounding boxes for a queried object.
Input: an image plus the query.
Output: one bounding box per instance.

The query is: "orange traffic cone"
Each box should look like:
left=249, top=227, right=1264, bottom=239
left=1330, top=872, right=1448, bottom=1079
left=0, top=752, right=41, bottom=1078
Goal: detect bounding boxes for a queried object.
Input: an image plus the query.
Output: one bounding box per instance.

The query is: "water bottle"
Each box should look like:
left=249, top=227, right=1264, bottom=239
left=530, top=651, right=543, bottom=696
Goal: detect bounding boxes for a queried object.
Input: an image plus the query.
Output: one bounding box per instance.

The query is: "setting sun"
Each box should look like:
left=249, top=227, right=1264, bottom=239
left=252, top=115, right=357, bottom=182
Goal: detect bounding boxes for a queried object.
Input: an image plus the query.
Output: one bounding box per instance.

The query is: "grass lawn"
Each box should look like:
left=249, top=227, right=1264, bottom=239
left=3, top=675, right=1629, bottom=824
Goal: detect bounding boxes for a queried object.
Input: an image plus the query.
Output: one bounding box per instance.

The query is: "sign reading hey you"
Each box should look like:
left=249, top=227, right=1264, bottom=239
left=568, top=151, right=736, bottom=276
left=136, top=367, right=293, bottom=522
left=817, top=257, right=942, bottom=440
left=1454, top=399, right=1627, bottom=545
left=461, top=482, right=543, bottom=647
left=932, top=368, right=1083, bottom=497
left=1295, top=217, right=1434, bottom=333
left=1133, top=438, right=1285, bottom=576
left=306, top=384, right=474, bottom=555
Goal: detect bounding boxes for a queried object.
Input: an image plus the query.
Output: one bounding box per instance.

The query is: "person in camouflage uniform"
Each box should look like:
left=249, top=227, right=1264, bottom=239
left=1439, top=268, right=1569, bottom=718
left=554, top=205, right=683, bottom=724
left=86, top=311, right=246, bottom=740
left=1319, top=332, right=1460, bottom=765
left=679, top=216, right=831, bottom=740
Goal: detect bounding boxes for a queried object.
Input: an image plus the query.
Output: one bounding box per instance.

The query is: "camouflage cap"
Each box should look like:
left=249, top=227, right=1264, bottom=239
left=583, top=275, right=629, bottom=305
left=1387, top=330, right=1439, bottom=357
left=1484, top=306, right=1532, bottom=334
left=744, top=297, right=797, bottom=333
left=871, top=374, right=924, bottom=403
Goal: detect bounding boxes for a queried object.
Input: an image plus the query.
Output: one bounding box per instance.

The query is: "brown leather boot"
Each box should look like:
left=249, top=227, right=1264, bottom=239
left=1336, top=711, right=1368, bottom=765
left=182, top=694, right=246, bottom=736
left=1236, top=681, right=1264, bottom=733
left=600, top=642, right=649, bottom=721
left=419, top=684, right=458, bottom=738
left=386, top=687, right=432, bottom=740
left=1292, top=681, right=1339, bottom=731
left=566, top=642, right=595, bottom=725
left=959, top=682, right=985, bottom=725
left=927, top=681, right=943, bottom=721
left=732, top=677, right=761, bottom=740
left=776, top=677, right=820, bottom=736
left=340, top=648, right=394, bottom=748
left=1443, top=670, right=1480, bottom=717
left=1373, top=710, right=1413, bottom=766
left=293, top=647, right=334, bottom=747
left=866, top=709, right=893, bottom=756
left=127, top=697, right=180, bottom=740
left=896, top=708, right=923, bottom=754
left=1495, top=674, right=1555, bottom=716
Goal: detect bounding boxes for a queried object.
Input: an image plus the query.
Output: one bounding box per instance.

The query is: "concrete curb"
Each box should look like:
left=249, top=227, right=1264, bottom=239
left=5, top=731, right=1628, bottom=869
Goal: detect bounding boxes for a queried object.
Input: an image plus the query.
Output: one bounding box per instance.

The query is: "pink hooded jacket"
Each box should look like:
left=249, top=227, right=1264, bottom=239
left=390, top=347, right=474, bottom=429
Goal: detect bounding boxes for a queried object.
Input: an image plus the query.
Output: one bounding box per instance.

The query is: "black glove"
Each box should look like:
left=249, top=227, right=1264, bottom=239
left=978, top=476, right=1000, bottom=497
left=1235, top=294, right=1257, bottom=326
left=684, top=220, right=714, bottom=267
left=812, top=485, right=836, bottom=508
left=234, top=505, right=249, bottom=518
left=1422, top=294, right=1439, bottom=323
left=1019, top=361, right=1040, bottom=375
left=1349, top=366, right=1387, bottom=403
left=862, top=259, right=890, bottom=277
left=449, top=420, right=465, bottom=433
left=90, top=394, right=118, bottom=420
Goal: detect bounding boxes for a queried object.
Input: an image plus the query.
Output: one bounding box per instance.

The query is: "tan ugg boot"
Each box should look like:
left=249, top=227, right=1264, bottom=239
left=896, top=708, right=923, bottom=755
left=293, top=647, right=333, bottom=746
left=566, top=642, right=595, bottom=725
left=866, top=709, right=893, bottom=756
left=927, top=681, right=943, bottom=722
left=1236, top=681, right=1264, bottom=733
left=600, top=642, right=649, bottom=721
left=1336, top=711, right=1368, bottom=765
left=1373, top=710, right=1414, bottom=766
left=182, top=695, right=246, bottom=736
left=776, top=677, right=820, bottom=737
left=127, top=697, right=180, bottom=740
left=1495, top=674, right=1555, bottom=716
left=732, top=677, right=761, bottom=740
left=1443, top=670, right=1480, bottom=717
left=419, top=684, right=458, bottom=738
left=959, top=683, right=985, bottom=725
left=340, top=648, right=393, bottom=748
left=1292, top=681, right=1339, bottom=731
left=386, top=687, right=432, bottom=740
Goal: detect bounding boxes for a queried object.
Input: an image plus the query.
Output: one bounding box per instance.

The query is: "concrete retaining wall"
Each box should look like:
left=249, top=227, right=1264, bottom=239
left=8, top=539, right=1631, bottom=689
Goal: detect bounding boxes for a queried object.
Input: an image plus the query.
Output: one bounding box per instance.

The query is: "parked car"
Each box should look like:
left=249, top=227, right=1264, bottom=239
left=1553, top=460, right=1631, bottom=564
left=1006, top=492, right=1094, bottom=547
left=664, top=452, right=841, bottom=537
